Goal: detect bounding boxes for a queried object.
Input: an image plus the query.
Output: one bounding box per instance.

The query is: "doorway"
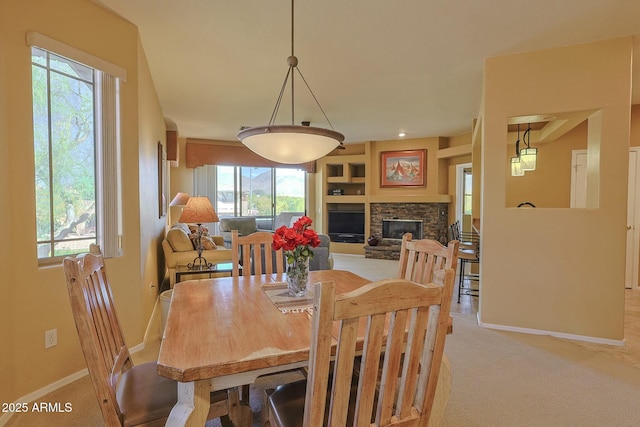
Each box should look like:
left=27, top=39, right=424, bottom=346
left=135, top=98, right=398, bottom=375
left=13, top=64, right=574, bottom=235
left=456, top=163, right=473, bottom=232
left=571, top=148, right=640, bottom=288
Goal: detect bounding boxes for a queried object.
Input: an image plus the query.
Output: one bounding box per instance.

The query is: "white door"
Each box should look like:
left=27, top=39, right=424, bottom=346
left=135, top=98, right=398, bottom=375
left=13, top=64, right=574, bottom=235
left=626, top=148, right=640, bottom=289
left=570, top=150, right=587, bottom=208
left=572, top=148, right=640, bottom=288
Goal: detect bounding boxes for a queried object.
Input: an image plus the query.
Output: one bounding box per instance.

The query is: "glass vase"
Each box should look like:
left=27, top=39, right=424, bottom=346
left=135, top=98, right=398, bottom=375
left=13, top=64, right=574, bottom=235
left=286, top=256, right=309, bottom=297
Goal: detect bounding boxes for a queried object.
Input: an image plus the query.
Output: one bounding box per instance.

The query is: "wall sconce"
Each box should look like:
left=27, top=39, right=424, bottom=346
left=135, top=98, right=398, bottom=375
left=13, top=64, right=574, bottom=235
left=510, top=124, right=537, bottom=176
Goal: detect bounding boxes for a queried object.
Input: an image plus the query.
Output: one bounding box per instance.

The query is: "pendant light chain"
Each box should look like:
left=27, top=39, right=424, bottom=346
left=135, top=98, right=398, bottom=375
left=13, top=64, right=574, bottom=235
left=237, top=0, right=344, bottom=164
left=266, top=0, right=336, bottom=130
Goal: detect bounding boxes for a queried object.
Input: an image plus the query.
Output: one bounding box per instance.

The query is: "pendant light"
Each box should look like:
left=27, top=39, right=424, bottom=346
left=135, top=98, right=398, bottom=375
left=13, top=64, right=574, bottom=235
left=510, top=124, right=525, bottom=176
left=237, top=0, right=344, bottom=164
left=510, top=123, right=537, bottom=176
left=519, top=125, right=537, bottom=171
left=511, top=156, right=524, bottom=176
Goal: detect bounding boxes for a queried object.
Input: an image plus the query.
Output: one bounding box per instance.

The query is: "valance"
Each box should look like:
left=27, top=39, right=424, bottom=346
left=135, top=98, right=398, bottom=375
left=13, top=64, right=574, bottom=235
left=185, top=139, right=316, bottom=173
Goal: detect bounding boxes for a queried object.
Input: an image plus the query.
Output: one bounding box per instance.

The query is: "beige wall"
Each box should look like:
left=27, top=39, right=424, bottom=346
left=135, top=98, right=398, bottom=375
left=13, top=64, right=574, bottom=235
left=0, top=0, right=165, bottom=405
left=480, top=37, right=631, bottom=340
left=137, top=37, right=170, bottom=330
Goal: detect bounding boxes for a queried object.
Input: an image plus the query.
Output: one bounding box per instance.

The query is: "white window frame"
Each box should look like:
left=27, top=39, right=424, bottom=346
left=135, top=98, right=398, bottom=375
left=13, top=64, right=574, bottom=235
left=28, top=33, right=124, bottom=262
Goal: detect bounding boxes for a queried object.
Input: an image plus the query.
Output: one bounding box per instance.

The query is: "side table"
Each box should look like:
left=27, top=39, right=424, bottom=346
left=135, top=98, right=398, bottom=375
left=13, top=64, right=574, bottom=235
left=175, top=262, right=234, bottom=284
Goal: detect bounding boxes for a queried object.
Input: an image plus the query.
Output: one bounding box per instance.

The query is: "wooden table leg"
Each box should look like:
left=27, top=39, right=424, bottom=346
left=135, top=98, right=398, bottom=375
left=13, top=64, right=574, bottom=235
left=166, top=380, right=210, bottom=427
left=227, top=386, right=253, bottom=426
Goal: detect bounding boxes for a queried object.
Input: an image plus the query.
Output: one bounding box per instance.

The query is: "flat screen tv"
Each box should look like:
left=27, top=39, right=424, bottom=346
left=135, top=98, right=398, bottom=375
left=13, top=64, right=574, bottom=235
left=328, top=210, right=365, bottom=243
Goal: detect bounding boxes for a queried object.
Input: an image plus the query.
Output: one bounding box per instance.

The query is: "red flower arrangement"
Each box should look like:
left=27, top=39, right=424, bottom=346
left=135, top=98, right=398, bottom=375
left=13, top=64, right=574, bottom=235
left=272, top=215, right=321, bottom=263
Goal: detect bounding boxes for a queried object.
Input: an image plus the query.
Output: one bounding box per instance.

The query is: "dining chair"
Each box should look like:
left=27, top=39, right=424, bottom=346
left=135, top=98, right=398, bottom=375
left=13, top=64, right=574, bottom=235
left=230, top=230, right=305, bottom=425
left=63, top=245, right=231, bottom=427
left=397, top=232, right=460, bottom=284
left=267, top=270, right=456, bottom=426
left=231, top=230, right=285, bottom=276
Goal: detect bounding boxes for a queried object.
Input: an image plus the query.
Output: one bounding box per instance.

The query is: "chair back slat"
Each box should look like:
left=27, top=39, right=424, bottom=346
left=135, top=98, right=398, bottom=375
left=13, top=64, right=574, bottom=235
left=64, top=250, right=131, bottom=426
left=304, top=270, right=456, bottom=427
left=231, top=230, right=285, bottom=276
left=398, top=233, right=459, bottom=285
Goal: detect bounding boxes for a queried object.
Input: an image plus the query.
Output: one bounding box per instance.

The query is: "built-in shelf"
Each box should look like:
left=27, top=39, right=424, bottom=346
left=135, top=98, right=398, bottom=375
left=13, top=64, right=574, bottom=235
left=326, top=195, right=367, bottom=203
left=319, top=150, right=454, bottom=255
left=368, top=195, right=452, bottom=203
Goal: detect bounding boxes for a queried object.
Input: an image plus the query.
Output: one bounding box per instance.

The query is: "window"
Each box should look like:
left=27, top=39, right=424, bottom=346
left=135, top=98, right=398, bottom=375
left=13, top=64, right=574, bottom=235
left=30, top=36, right=123, bottom=262
left=463, top=167, right=472, bottom=215
left=196, top=165, right=306, bottom=230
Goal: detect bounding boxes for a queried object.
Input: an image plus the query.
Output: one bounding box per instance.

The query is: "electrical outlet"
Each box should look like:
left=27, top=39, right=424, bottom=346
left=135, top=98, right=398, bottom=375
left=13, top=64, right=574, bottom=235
left=45, top=329, right=57, bottom=348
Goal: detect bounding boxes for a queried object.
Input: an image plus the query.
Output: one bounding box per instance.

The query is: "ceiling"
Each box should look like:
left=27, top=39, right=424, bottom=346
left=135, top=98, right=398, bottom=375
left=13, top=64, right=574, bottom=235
left=94, top=0, right=640, bottom=145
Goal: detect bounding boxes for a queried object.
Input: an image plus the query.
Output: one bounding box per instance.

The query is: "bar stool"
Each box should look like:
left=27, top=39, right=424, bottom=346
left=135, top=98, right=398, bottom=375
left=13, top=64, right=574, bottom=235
left=457, top=242, right=480, bottom=302
left=450, top=221, right=480, bottom=302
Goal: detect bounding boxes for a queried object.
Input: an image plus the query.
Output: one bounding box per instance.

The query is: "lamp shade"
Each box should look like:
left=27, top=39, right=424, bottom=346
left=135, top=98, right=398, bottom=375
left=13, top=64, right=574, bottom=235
left=169, top=192, right=190, bottom=206
left=520, top=147, right=538, bottom=171
left=511, top=157, right=524, bottom=177
left=238, top=125, right=343, bottom=164
left=178, top=196, right=219, bottom=224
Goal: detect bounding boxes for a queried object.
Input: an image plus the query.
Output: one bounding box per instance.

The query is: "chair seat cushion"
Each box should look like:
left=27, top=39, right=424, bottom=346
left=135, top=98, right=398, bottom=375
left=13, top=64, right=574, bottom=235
left=116, top=362, right=228, bottom=426
left=117, top=362, right=178, bottom=426
left=267, top=380, right=306, bottom=427
left=268, top=378, right=359, bottom=426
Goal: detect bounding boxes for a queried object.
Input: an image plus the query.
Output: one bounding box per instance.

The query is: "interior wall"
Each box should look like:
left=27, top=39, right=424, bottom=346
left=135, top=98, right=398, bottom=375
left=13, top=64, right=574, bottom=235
left=137, top=36, right=169, bottom=333
left=0, top=0, right=160, bottom=405
left=168, top=136, right=195, bottom=225
left=0, top=7, right=14, bottom=407
left=481, top=37, right=631, bottom=341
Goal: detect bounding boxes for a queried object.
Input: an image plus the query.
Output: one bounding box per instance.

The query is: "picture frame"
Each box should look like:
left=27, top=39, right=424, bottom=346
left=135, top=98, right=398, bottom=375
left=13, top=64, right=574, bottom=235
left=158, top=141, right=167, bottom=218
left=380, top=149, right=426, bottom=187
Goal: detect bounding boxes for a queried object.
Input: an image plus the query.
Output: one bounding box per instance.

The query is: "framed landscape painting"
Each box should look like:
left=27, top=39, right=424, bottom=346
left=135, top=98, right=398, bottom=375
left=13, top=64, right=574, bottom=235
left=380, top=149, right=426, bottom=187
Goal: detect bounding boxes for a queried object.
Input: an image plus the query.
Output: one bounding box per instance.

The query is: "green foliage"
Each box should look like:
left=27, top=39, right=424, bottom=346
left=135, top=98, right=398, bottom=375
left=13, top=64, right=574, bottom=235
left=276, top=196, right=304, bottom=213
left=32, top=51, right=96, bottom=248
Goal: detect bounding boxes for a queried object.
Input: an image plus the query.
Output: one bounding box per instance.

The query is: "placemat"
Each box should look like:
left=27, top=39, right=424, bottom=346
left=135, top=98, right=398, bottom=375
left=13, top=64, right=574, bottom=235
left=262, top=282, right=314, bottom=314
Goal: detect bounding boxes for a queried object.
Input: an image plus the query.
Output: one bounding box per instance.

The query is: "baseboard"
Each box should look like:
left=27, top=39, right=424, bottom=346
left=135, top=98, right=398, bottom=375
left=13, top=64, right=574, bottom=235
left=0, top=306, right=158, bottom=427
left=477, top=314, right=624, bottom=346
left=143, top=295, right=162, bottom=344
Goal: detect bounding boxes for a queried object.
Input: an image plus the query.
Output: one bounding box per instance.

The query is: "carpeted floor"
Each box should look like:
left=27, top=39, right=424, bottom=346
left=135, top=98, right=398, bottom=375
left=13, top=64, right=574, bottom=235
left=5, top=254, right=640, bottom=426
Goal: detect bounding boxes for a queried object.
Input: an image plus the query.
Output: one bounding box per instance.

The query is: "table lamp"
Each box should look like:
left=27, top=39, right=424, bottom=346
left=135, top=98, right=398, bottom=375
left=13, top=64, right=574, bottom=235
left=178, top=196, right=219, bottom=268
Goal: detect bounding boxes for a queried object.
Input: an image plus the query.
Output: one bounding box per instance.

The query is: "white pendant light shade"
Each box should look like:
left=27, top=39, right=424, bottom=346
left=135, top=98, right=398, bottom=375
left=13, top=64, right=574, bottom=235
left=520, top=147, right=537, bottom=171
left=238, top=125, right=343, bottom=164
left=511, top=156, right=524, bottom=176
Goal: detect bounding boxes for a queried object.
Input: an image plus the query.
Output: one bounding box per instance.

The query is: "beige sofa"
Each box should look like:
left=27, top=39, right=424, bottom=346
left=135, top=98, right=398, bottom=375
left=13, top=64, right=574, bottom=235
left=162, top=223, right=232, bottom=287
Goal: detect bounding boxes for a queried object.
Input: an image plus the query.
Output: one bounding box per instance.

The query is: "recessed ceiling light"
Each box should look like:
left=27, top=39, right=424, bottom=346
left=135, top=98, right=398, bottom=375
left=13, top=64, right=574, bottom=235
left=398, top=132, right=406, bottom=138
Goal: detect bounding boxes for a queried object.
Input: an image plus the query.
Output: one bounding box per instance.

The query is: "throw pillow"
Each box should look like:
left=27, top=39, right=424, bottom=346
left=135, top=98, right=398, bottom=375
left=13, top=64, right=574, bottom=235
left=166, top=228, right=193, bottom=252
left=188, top=234, right=218, bottom=250
left=172, top=222, right=191, bottom=235
left=188, top=224, right=209, bottom=235
left=201, top=235, right=218, bottom=250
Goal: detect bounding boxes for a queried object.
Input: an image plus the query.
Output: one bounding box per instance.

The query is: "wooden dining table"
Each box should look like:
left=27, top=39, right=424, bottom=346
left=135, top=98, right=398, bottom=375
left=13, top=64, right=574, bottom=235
left=157, top=269, right=452, bottom=427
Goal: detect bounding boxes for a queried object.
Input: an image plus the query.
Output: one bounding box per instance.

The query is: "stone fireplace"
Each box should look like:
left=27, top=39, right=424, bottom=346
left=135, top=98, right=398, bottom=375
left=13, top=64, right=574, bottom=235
left=365, top=202, right=449, bottom=260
